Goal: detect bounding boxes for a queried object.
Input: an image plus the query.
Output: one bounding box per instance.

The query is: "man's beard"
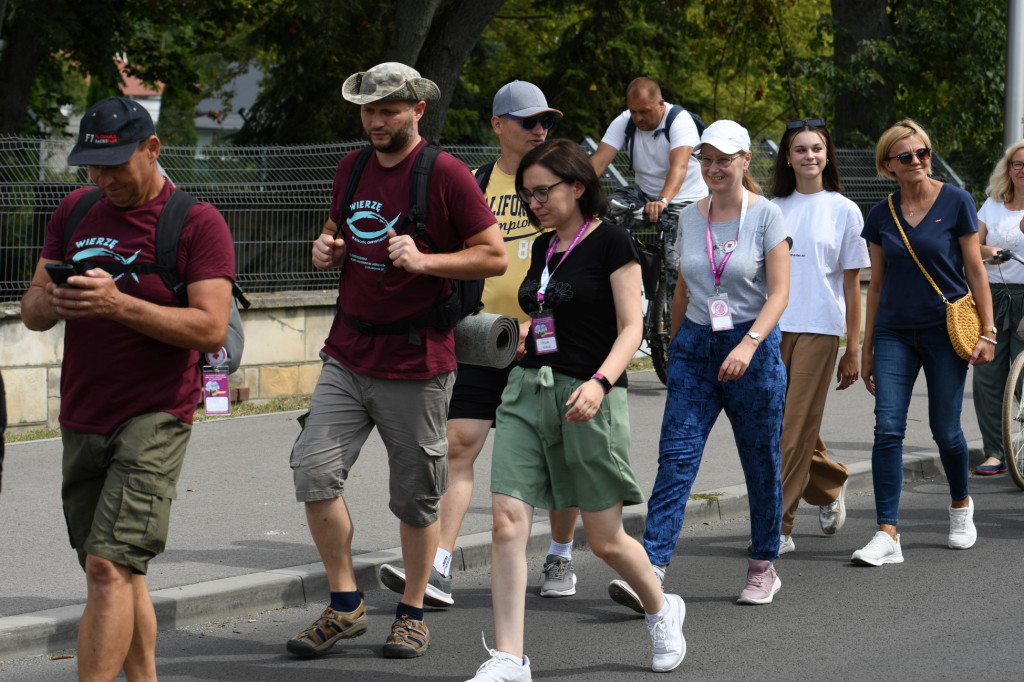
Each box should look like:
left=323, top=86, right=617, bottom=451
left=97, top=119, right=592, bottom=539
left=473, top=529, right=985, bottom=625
left=367, top=116, right=415, bottom=154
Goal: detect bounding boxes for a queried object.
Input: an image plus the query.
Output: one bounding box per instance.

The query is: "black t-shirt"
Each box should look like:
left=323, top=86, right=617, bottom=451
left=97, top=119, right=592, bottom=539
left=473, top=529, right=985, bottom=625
left=518, top=221, right=639, bottom=386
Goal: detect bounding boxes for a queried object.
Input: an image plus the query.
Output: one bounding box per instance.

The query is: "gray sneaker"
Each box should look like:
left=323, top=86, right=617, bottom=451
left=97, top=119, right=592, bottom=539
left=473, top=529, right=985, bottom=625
left=608, top=565, right=664, bottom=615
left=379, top=563, right=454, bottom=608
left=539, top=554, right=577, bottom=597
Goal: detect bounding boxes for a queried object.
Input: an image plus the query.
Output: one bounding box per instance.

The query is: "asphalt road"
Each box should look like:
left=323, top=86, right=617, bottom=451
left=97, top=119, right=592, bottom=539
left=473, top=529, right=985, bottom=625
left=3, top=474, right=1021, bottom=681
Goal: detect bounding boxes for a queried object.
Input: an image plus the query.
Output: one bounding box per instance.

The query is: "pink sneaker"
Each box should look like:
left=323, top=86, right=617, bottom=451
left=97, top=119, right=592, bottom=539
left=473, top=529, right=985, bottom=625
left=736, top=559, right=781, bottom=605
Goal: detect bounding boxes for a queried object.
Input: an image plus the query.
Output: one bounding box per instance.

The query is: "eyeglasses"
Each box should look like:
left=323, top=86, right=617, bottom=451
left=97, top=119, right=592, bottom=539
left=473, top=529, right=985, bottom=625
left=696, top=152, right=745, bottom=168
left=786, top=117, right=826, bottom=130
left=1010, top=160, right=1024, bottom=171
left=887, top=148, right=931, bottom=165
left=504, top=113, right=557, bottom=131
left=518, top=180, right=565, bottom=205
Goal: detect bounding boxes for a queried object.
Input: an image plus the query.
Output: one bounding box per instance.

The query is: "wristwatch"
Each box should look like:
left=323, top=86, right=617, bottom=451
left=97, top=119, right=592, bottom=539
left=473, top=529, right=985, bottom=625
left=982, top=326, right=998, bottom=334
left=655, top=196, right=668, bottom=204
left=592, top=373, right=614, bottom=394
left=745, top=331, right=762, bottom=346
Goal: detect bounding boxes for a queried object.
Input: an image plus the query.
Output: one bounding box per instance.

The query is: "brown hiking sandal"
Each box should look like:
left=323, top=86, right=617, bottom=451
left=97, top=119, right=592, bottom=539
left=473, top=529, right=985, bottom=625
left=381, top=615, right=430, bottom=658
left=286, top=601, right=368, bottom=657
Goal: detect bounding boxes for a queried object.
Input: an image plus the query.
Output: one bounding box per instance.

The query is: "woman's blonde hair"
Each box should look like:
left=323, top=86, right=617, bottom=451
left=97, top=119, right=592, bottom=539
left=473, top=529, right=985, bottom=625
left=874, top=119, right=933, bottom=180
left=985, top=139, right=1024, bottom=203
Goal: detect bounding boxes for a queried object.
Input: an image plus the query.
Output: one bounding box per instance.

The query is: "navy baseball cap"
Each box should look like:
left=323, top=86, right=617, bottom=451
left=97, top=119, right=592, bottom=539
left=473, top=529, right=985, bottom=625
left=68, top=97, right=155, bottom=166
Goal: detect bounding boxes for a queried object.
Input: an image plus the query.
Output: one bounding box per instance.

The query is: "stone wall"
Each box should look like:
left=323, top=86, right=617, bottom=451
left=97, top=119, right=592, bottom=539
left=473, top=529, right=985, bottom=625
left=0, top=291, right=336, bottom=434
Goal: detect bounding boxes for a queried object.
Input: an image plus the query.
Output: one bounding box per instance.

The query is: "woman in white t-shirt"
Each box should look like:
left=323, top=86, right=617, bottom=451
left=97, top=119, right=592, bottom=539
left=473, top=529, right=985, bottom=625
left=769, top=119, right=870, bottom=553
left=972, top=139, right=1024, bottom=475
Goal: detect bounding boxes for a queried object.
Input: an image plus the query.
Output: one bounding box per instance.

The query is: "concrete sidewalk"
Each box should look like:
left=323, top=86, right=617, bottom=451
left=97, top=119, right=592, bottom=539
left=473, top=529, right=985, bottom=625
left=0, top=368, right=984, bottom=661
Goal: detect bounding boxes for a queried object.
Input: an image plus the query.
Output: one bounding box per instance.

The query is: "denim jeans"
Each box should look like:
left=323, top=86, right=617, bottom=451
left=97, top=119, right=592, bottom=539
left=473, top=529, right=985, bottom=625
left=870, top=324, right=970, bottom=526
left=644, top=320, right=786, bottom=564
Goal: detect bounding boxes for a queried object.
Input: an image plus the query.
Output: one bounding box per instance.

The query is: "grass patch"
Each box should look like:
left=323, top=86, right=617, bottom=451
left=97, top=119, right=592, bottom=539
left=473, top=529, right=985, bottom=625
left=4, top=395, right=313, bottom=444
left=627, top=355, right=654, bottom=372
left=689, top=492, right=725, bottom=501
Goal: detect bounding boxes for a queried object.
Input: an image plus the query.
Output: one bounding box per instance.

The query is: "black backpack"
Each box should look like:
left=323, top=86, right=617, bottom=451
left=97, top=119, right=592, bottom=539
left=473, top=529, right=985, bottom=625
left=624, top=104, right=706, bottom=170
left=334, top=144, right=485, bottom=345
left=62, top=188, right=249, bottom=373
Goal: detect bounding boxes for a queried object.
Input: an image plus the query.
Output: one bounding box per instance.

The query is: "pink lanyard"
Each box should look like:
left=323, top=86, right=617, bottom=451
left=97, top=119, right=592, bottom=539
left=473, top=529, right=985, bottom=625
left=705, top=191, right=748, bottom=293
left=538, top=218, right=592, bottom=305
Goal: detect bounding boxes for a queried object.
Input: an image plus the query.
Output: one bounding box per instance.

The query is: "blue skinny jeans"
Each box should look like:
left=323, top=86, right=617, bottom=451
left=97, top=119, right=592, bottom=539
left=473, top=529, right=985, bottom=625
left=644, top=319, right=786, bottom=564
left=870, top=324, right=970, bottom=526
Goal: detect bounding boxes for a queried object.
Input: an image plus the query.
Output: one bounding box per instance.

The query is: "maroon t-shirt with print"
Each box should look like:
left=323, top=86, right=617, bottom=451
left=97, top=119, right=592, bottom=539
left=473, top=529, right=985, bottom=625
left=325, top=140, right=496, bottom=379
left=42, top=181, right=236, bottom=434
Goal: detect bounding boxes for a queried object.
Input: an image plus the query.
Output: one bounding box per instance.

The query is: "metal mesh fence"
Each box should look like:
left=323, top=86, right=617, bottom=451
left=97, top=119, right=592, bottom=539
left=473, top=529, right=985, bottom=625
left=0, top=137, right=961, bottom=303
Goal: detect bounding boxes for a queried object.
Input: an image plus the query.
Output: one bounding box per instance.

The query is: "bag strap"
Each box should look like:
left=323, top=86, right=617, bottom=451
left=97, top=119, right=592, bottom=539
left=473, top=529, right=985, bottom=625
left=62, top=188, right=105, bottom=258
left=887, top=193, right=949, bottom=304
left=335, top=146, right=376, bottom=236
left=474, top=160, right=495, bottom=194
left=154, top=189, right=198, bottom=304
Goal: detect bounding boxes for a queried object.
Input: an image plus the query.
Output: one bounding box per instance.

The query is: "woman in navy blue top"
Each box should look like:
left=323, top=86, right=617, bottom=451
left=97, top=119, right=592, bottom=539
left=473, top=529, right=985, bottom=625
left=853, top=119, right=994, bottom=567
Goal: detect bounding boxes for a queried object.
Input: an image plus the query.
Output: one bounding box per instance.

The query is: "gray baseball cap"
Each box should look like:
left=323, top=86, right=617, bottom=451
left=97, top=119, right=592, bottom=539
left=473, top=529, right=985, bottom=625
left=492, top=81, right=563, bottom=118
left=342, top=62, right=440, bottom=105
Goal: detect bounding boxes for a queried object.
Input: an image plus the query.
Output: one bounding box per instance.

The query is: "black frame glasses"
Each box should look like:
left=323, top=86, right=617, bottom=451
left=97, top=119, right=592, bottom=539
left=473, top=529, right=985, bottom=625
left=786, top=117, right=826, bottom=130
left=887, top=148, right=932, bottom=165
left=504, top=113, right=557, bottom=131
left=518, top=180, right=565, bottom=205
left=695, top=152, right=745, bottom=168
left=1009, top=160, right=1024, bottom=171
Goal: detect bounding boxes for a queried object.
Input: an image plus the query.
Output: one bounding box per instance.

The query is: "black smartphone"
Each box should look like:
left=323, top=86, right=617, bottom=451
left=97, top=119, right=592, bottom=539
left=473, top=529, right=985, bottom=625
left=45, top=263, right=78, bottom=287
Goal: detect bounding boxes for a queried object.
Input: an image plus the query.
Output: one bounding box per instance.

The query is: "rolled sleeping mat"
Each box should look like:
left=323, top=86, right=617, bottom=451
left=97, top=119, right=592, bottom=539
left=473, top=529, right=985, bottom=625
left=454, top=312, right=519, bottom=368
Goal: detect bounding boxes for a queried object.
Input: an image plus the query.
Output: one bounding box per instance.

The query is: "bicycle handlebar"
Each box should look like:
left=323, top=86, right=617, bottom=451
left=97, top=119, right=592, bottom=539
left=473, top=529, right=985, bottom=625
left=608, top=198, right=649, bottom=223
left=988, top=249, right=1024, bottom=266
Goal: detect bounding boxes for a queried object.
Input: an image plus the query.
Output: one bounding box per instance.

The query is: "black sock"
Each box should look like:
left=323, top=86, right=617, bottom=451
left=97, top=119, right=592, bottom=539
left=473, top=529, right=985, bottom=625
left=396, top=602, right=424, bottom=622
left=329, top=591, right=361, bottom=612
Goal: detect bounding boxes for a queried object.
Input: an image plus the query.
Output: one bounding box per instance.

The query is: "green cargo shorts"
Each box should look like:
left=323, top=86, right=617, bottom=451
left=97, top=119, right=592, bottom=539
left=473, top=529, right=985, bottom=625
left=61, top=412, right=191, bottom=574
left=491, top=366, right=644, bottom=512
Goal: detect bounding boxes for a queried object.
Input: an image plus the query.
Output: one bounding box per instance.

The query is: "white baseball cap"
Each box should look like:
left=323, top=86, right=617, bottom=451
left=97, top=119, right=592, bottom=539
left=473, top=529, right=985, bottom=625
left=694, top=120, right=751, bottom=155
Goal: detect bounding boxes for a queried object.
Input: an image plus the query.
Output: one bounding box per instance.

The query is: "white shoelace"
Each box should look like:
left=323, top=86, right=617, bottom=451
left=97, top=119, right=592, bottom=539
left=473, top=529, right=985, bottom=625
left=950, top=509, right=969, bottom=532
left=649, top=618, right=668, bottom=649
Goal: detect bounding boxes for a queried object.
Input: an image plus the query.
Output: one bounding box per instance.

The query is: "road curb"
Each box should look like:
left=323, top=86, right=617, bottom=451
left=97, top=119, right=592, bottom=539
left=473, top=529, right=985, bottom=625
left=0, top=450, right=947, bottom=662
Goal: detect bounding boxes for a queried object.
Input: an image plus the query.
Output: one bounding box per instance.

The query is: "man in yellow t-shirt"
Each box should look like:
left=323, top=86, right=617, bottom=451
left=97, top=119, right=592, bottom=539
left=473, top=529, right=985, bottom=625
left=380, top=81, right=582, bottom=606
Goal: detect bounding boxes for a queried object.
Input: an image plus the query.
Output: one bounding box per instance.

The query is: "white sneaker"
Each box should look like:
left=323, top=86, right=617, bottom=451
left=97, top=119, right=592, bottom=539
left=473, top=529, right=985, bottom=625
left=819, top=479, right=848, bottom=535
left=747, top=535, right=794, bottom=555
left=648, top=593, right=686, bottom=672
left=948, top=497, right=977, bottom=549
left=466, top=634, right=532, bottom=681
left=851, top=531, right=903, bottom=566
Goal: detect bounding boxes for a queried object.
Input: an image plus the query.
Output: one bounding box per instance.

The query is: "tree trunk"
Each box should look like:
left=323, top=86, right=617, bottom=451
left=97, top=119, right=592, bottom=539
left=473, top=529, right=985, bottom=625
left=413, top=0, right=507, bottom=142
left=831, top=0, right=896, bottom=145
left=383, top=0, right=443, bottom=66
left=0, top=2, right=51, bottom=134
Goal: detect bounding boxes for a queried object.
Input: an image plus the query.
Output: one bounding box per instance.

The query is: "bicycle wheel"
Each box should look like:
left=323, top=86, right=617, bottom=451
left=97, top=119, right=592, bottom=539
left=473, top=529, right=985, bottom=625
left=1000, top=351, right=1024, bottom=490
left=650, top=278, right=671, bottom=386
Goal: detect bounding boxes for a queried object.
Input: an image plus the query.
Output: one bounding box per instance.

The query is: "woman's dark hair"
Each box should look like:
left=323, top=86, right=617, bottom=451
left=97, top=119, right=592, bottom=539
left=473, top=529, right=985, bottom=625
left=770, top=121, right=843, bottom=197
left=515, top=139, right=609, bottom=224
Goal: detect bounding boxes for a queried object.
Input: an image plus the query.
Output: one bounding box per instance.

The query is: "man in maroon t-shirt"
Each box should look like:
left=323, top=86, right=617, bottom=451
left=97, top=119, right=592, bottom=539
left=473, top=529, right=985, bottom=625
left=287, top=62, right=505, bottom=660
left=21, top=97, right=235, bottom=680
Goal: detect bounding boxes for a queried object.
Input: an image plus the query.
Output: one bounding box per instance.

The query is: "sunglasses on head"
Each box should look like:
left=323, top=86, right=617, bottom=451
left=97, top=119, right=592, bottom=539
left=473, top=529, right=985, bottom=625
left=887, top=148, right=932, bottom=165
left=504, top=113, right=557, bottom=131
left=786, top=117, right=826, bottom=130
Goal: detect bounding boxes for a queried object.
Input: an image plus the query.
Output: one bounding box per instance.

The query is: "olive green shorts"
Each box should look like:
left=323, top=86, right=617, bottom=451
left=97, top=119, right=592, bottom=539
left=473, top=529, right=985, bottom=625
left=61, top=412, right=191, bottom=574
left=491, top=366, right=644, bottom=512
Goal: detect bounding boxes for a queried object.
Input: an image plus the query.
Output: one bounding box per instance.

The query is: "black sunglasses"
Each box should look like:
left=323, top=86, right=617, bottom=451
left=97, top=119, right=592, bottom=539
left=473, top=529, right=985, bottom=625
left=504, top=113, right=557, bottom=131
left=887, top=148, right=932, bottom=165
left=786, top=117, right=826, bottom=130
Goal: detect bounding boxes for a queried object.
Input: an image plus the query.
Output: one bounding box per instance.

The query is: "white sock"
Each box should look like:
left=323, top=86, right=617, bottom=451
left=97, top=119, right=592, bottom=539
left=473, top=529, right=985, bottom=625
left=548, top=539, right=573, bottom=560
left=433, top=548, right=452, bottom=577
left=645, top=597, right=671, bottom=624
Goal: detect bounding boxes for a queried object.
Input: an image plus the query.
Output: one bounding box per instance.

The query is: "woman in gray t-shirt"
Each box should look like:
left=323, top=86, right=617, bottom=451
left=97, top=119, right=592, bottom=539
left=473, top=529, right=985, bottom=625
left=610, top=120, right=791, bottom=612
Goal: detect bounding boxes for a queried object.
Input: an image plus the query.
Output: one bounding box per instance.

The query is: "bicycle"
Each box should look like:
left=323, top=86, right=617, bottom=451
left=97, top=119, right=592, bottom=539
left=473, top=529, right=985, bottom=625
left=606, top=198, right=671, bottom=385
left=991, top=248, right=1024, bottom=490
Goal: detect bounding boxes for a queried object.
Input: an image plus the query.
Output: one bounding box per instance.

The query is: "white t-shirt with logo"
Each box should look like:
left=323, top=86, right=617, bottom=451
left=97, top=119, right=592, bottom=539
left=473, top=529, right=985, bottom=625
left=600, top=103, right=707, bottom=203
left=773, top=190, right=870, bottom=337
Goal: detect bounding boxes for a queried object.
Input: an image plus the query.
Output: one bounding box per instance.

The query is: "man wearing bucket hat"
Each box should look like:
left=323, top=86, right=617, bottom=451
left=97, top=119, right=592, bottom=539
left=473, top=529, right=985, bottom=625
left=288, top=62, right=506, bottom=660
left=378, top=81, right=584, bottom=608
left=20, top=96, right=236, bottom=680
left=591, top=78, right=707, bottom=301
